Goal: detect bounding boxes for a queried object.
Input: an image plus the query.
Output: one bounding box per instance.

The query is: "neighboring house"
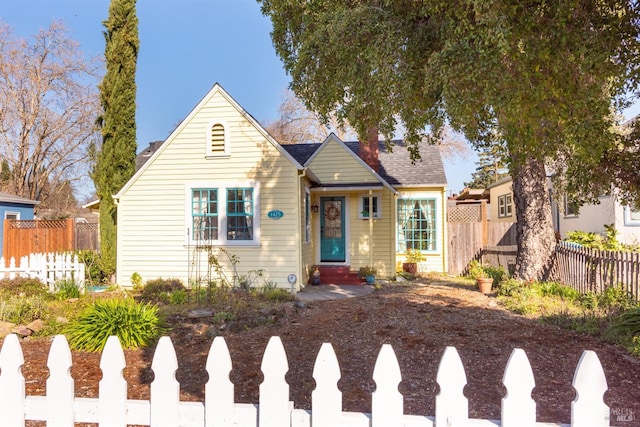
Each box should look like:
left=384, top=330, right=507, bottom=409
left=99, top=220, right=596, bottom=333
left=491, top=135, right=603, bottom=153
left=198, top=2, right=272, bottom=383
left=485, top=174, right=640, bottom=245
left=0, top=192, right=39, bottom=258
left=113, top=84, right=448, bottom=290
left=487, top=177, right=514, bottom=222
left=553, top=194, right=640, bottom=246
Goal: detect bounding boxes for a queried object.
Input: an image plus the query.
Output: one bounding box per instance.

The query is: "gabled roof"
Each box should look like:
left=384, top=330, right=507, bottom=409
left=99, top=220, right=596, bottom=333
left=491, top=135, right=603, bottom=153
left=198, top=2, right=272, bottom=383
left=115, top=83, right=307, bottom=199
left=282, top=138, right=448, bottom=188
left=0, top=192, right=39, bottom=206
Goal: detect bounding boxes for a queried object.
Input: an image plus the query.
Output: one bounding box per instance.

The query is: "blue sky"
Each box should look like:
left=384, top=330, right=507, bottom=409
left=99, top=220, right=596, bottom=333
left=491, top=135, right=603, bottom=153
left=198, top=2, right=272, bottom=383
left=0, top=0, right=479, bottom=195
left=6, top=1, right=637, bottom=196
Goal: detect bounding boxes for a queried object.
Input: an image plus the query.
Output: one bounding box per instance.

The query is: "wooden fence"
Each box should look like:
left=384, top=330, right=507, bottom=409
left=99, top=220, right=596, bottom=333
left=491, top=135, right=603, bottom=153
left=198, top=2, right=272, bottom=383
left=552, top=241, right=640, bottom=300
left=0, top=253, right=85, bottom=291
left=3, top=219, right=99, bottom=261
left=0, top=334, right=612, bottom=426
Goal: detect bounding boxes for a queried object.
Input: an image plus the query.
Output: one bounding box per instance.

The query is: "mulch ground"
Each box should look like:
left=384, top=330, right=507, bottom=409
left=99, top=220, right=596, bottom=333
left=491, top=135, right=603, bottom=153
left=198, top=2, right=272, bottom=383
left=6, top=278, right=640, bottom=425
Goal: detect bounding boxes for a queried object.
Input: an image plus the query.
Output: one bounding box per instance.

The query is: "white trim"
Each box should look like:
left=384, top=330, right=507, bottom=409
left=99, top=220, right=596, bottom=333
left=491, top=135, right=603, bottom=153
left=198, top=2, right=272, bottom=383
left=184, top=180, right=261, bottom=246
left=396, top=192, right=441, bottom=254
left=624, top=206, right=640, bottom=226
left=310, top=185, right=384, bottom=193
left=359, top=193, right=381, bottom=219
left=4, top=211, right=20, bottom=220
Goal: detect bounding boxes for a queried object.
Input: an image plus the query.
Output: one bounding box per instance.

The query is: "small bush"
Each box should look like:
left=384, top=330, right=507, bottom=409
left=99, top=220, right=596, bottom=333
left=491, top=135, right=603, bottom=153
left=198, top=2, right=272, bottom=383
left=65, top=298, right=166, bottom=352
left=536, top=281, right=580, bottom=301
left=251, top=283, right=295, bottom=302
left=0, top=277, right=52, bottom=300
left=74, top=250, right=109, bottom=286
left=54, top=279, right=81, bottom=299
left=140, top=278, right=186, bottom=301
left=0, top=295, right=49, bottom=324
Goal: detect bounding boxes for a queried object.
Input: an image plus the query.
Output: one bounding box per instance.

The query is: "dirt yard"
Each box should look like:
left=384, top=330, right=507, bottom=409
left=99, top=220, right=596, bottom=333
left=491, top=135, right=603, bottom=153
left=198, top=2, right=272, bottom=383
left=8, top=279, right=640, bottom=425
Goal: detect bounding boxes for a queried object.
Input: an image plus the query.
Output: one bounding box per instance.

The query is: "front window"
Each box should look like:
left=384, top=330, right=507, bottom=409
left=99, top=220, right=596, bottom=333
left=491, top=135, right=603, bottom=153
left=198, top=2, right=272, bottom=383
left=564, top=195, right=578, bottom=217
left=226, top=188, right=253, bottom=240
left=397, top=198, right=436, bottom=252
left=187, top=182, right=259, bottom=245
left=192, top=189, right=218, bottom=241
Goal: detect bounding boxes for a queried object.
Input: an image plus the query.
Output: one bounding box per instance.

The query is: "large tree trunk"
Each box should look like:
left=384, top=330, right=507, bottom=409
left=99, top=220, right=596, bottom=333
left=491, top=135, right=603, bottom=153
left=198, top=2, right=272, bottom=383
left=512, top=157, right=556, bottom=281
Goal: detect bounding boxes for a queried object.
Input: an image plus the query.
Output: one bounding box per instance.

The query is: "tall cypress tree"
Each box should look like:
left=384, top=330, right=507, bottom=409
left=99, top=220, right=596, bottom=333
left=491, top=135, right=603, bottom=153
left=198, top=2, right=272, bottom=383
left=94, top=0, right=138, bottom=279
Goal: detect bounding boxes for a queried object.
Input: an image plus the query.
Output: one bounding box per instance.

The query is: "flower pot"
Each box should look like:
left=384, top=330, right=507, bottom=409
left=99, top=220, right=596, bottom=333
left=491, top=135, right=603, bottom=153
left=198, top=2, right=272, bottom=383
left=365, top=275, right=375, bottom=285
left=402, top=262, right=418, bottom=276
left=477, top=277, right=493, bottom=294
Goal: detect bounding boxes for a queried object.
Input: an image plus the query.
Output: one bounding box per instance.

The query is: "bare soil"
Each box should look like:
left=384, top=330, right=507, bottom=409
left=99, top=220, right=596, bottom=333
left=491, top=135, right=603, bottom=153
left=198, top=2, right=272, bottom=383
left=8, top=279, right=640, bottom=425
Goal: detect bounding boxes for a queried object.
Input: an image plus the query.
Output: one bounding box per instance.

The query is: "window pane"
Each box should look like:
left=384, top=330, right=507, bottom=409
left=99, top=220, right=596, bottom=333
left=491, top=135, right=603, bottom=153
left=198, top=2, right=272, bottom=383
left=227, top=188, right=253, bottom=240
left=397, top=198, right=436, bottom=252
left=192, top=189, right=218, bottom=241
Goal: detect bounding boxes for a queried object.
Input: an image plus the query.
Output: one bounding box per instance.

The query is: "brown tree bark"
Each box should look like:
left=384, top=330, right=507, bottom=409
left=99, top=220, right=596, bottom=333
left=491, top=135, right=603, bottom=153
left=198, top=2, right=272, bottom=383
left=512, top=157, right=557, bottom=281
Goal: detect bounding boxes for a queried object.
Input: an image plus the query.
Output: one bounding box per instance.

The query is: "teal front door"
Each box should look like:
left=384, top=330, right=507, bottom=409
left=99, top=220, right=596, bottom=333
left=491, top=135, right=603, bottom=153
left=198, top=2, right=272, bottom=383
left=320, top=197, right=346, bottom=262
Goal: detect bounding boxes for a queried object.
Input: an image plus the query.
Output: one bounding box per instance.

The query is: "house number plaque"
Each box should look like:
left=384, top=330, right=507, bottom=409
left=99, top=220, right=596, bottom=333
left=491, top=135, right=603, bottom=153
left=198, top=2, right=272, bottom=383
left=267, top=209, right=284, bottom=219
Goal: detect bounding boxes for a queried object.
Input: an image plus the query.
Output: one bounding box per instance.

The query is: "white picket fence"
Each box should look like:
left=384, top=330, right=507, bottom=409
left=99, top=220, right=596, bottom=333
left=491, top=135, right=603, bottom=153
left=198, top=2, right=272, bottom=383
left=0, top=252, right=85, bottom=292
left=0, top=334, right=613, bottom=427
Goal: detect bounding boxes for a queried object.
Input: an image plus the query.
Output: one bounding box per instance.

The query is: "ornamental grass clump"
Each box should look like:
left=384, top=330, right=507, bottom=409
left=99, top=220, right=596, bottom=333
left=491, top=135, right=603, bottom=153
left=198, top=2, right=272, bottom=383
left=65, top=298, right=166, bottom=352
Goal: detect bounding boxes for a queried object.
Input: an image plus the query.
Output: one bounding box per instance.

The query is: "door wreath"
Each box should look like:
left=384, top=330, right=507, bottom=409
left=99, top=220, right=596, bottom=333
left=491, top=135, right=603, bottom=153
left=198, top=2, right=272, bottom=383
left=325, top=205, right=340, bottom=221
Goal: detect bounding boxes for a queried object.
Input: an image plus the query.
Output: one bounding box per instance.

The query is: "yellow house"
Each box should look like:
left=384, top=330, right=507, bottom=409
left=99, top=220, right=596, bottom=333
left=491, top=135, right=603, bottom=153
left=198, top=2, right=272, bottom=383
left=487, top=177, right=515, bottom=222
left=114, top=84, right=448, bottom=291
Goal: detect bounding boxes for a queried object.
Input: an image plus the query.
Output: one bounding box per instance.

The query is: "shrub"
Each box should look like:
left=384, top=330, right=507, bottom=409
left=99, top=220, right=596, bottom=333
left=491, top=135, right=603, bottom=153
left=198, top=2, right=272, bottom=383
left=0, top=277, right=52, bottom=300
left=251, top=283, right=295, bottom=302
left=140, top=278, right=186, bottom=301
left=54, top=279, right=81, bottom=299
left=74, top=250, right=109, bottom=286
left=65, top=298, right=166, bottom=352
left=0, top=295, right=48, bottom=324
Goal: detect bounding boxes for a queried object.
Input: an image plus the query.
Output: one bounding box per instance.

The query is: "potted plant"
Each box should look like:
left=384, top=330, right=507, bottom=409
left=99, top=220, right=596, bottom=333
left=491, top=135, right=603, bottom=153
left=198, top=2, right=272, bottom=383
left=358, top=265, right=377, bottom=285
left=467, top=260, right=494, bottom=294
left=403, top=248, right=425, bottom=277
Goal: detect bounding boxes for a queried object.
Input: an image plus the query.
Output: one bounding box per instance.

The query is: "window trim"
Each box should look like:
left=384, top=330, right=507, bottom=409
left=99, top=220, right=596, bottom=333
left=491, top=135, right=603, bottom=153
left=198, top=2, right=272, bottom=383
left=498, top=193, right=513, bottom=218
left=563, top=195, right=579, bottom=218
left=624, top=206, right=640, bottom=226
left=359, top=193, right=381, bottom=219
left=205, top=120, right=230, bottom=158
left=4, top=211, right=20, bottom=220
left=396, top=196, right=438, bottom=253
left=185, top=181, right=260, bottom=246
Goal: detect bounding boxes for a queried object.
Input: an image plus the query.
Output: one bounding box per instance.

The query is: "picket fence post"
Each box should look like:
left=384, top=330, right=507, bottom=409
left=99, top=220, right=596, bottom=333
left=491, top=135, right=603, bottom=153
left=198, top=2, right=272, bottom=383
left=372, top=344, right=403, bottom=427
left=311, top=343, right=342, bottom=427
left=0, top=334, right=25, bottom=426
left=502, top=348, right=536, bottom=427
left=260, top=336, right=290, bottom=427
left=435, top=346, right=468, bottom=426
left=572, top=350, right=609, bottom=426
left=205, top=336, right=234, bottom=427
left=0, top=334, right=620, bottom=427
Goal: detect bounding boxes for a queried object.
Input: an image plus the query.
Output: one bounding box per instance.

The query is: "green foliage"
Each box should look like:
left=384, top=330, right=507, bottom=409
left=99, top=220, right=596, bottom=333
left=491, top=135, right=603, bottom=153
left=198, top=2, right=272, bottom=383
left=0, top=278, right=51, bottom=300
left=467, top=260, right=507, bottom=285
left=358, top=265, right=377, bottom=277
left=131, top=272, right=143, bottom=290
left=464, top=144, right=509, bottom=189
left=93, top=0, right=139, bottom=276
left=65, top=298, right=165, bottom=352
left=251, top=283, right=295, bottom=302
left=139, top=278, right=186, bottom=302
left=405, top=248, right=426, bottom=263
left=212, top=310, right=236, bottom=323
left=54, top=279, right=81, bottom=299
left=0, top=295, right=48, bottom=324
left=565, top=227, right=640, bottom=252
left=74, top=250, right=109, bottom=286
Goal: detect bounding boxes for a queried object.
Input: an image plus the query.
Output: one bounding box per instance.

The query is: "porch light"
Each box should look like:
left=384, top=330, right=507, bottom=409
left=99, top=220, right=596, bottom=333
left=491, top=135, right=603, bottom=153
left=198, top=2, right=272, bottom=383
left=311, top=201, right=319, bottom=213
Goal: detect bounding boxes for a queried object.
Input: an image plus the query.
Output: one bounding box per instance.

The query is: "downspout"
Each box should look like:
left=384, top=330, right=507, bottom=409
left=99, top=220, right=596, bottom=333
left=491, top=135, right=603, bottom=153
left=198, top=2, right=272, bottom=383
left=368, top=189, right=373, bottom=268
left=441, top=187, right=448, bottom=273
left=297, top=168, right=308, bottom=292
